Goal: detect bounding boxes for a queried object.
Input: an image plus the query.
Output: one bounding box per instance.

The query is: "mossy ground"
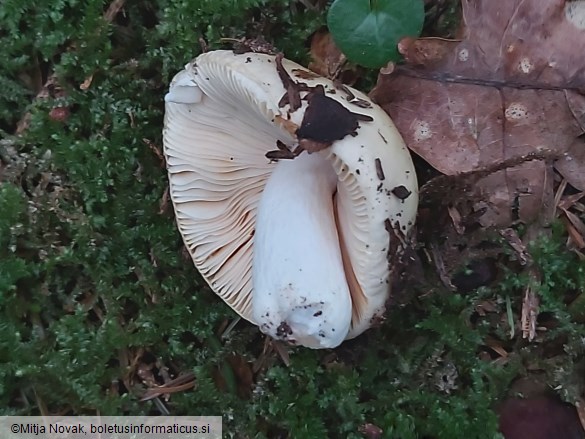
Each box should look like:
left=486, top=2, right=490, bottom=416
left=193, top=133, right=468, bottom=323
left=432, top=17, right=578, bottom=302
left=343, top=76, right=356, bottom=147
left=1, top=1, right=584, bottom=438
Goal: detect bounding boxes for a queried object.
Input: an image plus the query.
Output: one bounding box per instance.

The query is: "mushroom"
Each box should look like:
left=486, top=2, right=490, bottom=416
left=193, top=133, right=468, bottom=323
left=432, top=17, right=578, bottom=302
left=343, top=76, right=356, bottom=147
left=163, top=50, right=418, bottom=349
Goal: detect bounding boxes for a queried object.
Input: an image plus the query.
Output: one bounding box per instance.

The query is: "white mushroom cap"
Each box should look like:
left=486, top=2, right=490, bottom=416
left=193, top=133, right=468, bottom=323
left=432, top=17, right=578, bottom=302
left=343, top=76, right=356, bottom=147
left=163, top=50, right=418, bottom=348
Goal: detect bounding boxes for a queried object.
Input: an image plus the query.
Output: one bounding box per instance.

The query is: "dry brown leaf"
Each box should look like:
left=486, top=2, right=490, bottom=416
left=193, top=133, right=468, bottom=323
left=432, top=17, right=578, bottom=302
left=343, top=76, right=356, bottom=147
left=484, top=336, right=509, bottom=358
left=556, top=138, right=585, bottom=191
left=398, top=36, right=459, bottom=68
left=227, top=354, right=254, bottom=399
left=308, top=28, right=360, bottom=84
left=213, top=354, right=254, bottom=400
left=371, top=0, right=585, bottom=226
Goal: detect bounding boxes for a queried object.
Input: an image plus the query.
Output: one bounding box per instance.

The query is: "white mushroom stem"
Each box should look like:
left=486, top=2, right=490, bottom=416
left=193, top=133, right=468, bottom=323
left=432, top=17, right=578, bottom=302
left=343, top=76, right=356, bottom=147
left=252, top=152, right=352, bottom=349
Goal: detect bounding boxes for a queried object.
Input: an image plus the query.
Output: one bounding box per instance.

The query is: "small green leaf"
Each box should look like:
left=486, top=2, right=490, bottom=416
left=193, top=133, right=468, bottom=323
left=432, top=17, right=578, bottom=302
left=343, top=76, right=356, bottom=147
left=327, top=0, right=425, bottom=68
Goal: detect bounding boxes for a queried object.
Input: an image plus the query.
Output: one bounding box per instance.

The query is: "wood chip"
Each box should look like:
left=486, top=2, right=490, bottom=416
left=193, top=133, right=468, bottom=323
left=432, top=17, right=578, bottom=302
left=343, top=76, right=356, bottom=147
left=392, top=185, right=412, bottom=200
left=375, top=158, right=385, bottom=181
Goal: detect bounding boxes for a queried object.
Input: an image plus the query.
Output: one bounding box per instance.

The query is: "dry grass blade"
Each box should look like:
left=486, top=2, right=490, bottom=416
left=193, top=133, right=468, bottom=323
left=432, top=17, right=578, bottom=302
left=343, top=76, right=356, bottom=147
left=562, top=210, right=585, bottom=250
left=558, top=191, right=585, bottom=211
left=553, top=178, right=568, bottom=212
left=563, top=208, right=585, bottom=235
left=484, top=336, right=509, bottom=358
left=521, top=283, right=539, bottom=342
left=118, top=347, right=142, bottom=392
left=140, top=372, right=196, bottom=401
left=252, top=337, right=272, bottom=373
left=158, top=186, right=170, bottom=214
left=220, top=317, right=241, bottom=339
left=506, top=295, right=515, bottom=339
left=152, top=398, right=171, bottom=415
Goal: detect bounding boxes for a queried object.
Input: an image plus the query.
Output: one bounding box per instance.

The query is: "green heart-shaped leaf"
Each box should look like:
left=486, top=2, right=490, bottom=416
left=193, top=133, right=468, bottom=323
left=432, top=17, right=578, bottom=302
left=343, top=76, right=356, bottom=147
left=327, top=0, right=424, bottom=68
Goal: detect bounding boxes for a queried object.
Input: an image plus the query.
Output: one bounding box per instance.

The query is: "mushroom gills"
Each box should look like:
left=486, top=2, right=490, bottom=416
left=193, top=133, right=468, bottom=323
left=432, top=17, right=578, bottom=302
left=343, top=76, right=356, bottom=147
left=252, top=152, right=352, bottom=349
